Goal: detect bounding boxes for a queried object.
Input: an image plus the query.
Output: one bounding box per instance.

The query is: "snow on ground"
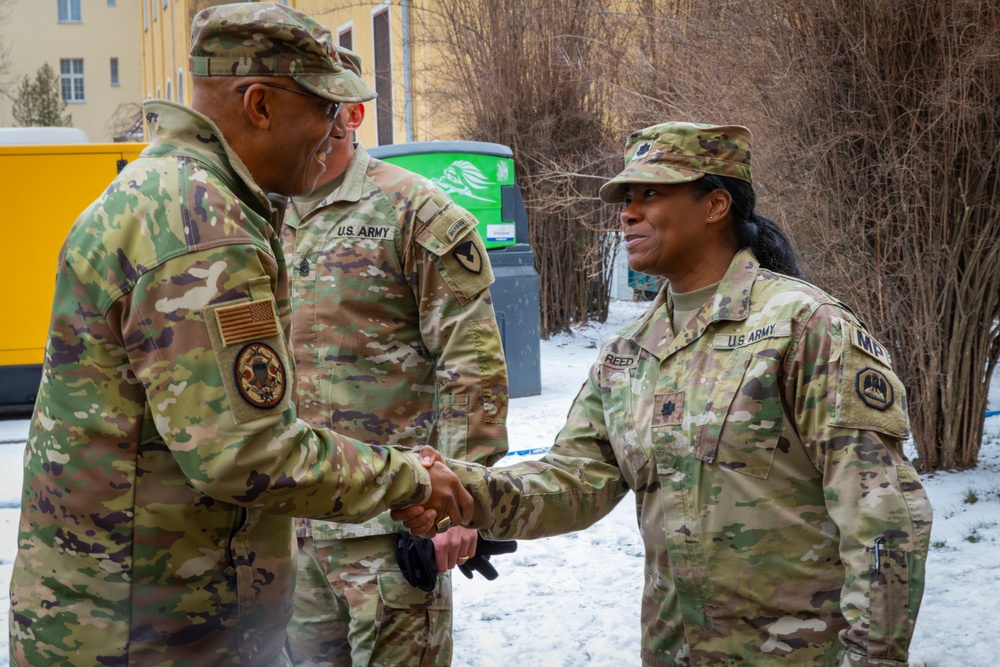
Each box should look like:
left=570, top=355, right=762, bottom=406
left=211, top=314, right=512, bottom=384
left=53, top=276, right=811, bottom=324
left=1, top=299, right=998, bottom=665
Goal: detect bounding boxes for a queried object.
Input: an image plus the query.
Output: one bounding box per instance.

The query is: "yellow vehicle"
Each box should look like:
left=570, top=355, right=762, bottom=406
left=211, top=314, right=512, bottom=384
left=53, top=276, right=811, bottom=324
left=0, top=129, right=146, bottom=413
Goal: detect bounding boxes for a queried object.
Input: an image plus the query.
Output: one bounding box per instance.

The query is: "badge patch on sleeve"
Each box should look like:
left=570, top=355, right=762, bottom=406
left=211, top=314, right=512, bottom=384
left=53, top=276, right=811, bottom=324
left=234, top=342, right=286, bottom=409
left=856, top=367, right=894, bottom=411
left=833, top=320, right=909, bottom=437
left=849, top=322, right=893, bottom=368
left=446, top=217, right=471, bottom=241
left=453, top=240, right=483, bottom=274
left=216, top=299, right=279, bottom=346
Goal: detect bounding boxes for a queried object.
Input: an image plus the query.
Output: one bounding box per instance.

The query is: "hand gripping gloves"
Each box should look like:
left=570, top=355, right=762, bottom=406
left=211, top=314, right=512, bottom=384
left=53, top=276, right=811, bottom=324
left=458, top=537, right=518, bottom=581
left=395, top=532, right=518, bottom=590
left=395, top=531, right=439, bottom=592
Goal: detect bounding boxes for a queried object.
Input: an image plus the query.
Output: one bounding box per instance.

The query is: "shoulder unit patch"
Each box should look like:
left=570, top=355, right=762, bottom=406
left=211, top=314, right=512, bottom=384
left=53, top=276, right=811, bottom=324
left=234, top=341, right=286, bottom=409
left=855, top=366, right=894, bottom=411
left=452, top=240, right=483, bottom=274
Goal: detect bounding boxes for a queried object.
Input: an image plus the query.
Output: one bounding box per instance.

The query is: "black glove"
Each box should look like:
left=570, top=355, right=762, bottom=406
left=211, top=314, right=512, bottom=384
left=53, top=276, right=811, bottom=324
left=394, top=532, right=439, bottom=592
left=458, top=538, right=518, bottom=581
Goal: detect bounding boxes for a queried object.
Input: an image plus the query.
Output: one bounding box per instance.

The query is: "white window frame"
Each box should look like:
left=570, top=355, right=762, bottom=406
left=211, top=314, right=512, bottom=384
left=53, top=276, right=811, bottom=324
left=58, top=0, right=82, bottom=23
left=337, top=21, right=354, bottom=50
left=60, top=58, right=85, bottom=103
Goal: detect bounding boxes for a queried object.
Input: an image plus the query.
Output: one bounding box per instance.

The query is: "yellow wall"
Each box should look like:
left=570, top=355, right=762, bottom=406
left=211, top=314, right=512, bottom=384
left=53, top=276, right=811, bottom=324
left=0, top=141, right=147, bottom=367
left=140, top=0, right=229, bottom=109
left=296, top=0, right=456, bottom=147
left=0, top=0, right=143, bottom=142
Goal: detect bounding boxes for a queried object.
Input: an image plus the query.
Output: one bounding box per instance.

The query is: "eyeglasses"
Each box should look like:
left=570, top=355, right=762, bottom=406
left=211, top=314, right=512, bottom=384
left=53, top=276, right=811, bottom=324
left=236, top=82, right=341, bottom=122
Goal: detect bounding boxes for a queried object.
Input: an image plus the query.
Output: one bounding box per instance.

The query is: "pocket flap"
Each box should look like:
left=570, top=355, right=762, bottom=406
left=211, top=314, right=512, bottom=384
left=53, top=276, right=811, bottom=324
left=377, top=569, right=452, bottom=611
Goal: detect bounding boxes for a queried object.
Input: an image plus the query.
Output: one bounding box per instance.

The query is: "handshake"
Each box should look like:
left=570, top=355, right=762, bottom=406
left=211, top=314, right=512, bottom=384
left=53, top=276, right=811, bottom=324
left=393, top=446, right=475, bottom=537
left=392, top=446, right=518, bottom=590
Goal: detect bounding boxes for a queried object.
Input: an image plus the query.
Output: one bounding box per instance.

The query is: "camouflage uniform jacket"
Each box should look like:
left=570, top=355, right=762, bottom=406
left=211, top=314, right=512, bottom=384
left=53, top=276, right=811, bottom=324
left=9, top=102, right=434, bottom=667
left=457, top=249, right=931, bottom=666
left=282, top=144, right=509, bottom=541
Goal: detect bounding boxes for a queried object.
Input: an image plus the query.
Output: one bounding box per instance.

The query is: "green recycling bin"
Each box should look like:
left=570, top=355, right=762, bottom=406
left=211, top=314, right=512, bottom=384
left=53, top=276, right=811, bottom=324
left=367, top=141, right=517, bottom=249
left=368, top=141, right=541, bottom=398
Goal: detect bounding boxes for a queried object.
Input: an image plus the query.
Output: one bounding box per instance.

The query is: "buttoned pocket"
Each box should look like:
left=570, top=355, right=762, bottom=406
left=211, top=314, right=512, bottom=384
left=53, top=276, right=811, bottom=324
left=867, top=542, right=921, bottom=661
left=700, top=350, right=784, bottom=479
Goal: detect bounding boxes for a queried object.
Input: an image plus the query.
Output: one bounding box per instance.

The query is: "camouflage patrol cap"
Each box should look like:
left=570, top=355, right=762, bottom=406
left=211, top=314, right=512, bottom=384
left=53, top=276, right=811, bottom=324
left=599, top=122, right=752, bottom=203
left=337, top=45, right=364, bottom=79
left=189, top=3, right=376, bottom=104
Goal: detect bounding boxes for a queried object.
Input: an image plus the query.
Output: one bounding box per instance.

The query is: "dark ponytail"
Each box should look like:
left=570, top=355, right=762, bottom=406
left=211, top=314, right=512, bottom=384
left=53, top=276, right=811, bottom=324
left=690, top=174, right=804, bottom=279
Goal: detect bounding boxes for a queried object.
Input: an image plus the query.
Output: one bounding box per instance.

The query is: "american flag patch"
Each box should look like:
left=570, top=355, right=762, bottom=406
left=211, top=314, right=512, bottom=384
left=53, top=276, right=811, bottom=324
left=216, top=299, right=279, bottom=347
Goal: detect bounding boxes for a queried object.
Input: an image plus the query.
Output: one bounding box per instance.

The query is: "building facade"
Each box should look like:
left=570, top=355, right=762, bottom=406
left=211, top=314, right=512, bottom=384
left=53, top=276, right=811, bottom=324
left=141, top=0, right=453, bottom=147
left=297, top=0, right=449, bottom=147
left=0, top=0, right=142, bottom=142
left=140, top=0, right=279, bottom=111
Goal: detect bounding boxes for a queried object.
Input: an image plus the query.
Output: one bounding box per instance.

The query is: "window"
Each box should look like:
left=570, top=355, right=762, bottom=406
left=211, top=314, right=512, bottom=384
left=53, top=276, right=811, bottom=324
left=372, top=9, right=393, bottom=145
left=60, top=59, right=85, bottom=102
left=166, top=79, right=172, bottom=102
left=177, top=68, right=185, bottom=104
left=339, top=27, right=353, bottom=52
left=163, top=0, right=168, bottom=8
left=108, top=0, right=116, bottom=6
left=58, top=0, right=81, bottom=23
left=153, top=0, right=157, bottom=22
left=110, top=58, right=119, bottom=86
left=143, top=0, right=147, bottom=30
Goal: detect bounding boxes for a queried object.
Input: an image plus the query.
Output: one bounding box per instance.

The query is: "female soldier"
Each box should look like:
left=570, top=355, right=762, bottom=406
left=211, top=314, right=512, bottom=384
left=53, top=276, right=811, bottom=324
left=397, top=122, right=932, bottom=666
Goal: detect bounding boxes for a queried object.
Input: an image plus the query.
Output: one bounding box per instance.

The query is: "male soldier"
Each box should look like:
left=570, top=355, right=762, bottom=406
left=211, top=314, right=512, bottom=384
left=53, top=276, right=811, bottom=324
left=9, top=5, right=470, bottom=666
left=281, top=53, right=509, bottom=666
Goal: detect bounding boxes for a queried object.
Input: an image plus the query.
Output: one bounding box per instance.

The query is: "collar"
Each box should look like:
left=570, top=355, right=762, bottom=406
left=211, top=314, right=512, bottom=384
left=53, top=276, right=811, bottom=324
left=622, top=248, right=759, bottom=358
left=335, top=143, right=372, bottom=205
left=141, top=100, right=273, bottom=217
left=285, top=143, right=372, bottom=229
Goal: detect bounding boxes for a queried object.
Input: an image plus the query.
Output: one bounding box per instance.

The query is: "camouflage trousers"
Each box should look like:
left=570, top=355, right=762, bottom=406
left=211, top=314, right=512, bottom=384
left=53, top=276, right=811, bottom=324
left=285, top=534, right=453, bottom=667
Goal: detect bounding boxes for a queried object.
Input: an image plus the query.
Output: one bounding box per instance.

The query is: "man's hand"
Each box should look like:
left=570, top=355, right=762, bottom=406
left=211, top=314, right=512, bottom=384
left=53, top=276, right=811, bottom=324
left=395, top=447, right=472, bottom=537
left=431, top=525, right=478, bottom=572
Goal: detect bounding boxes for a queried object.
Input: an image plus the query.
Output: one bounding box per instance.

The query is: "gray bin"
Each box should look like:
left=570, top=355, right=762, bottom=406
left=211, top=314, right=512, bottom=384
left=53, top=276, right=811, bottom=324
left=488, top=243, right=541, bottom=398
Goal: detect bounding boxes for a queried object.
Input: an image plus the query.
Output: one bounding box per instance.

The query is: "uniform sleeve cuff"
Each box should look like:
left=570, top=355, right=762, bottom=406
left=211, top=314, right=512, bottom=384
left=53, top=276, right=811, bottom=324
left=387, top=449, right=432, bottom=509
